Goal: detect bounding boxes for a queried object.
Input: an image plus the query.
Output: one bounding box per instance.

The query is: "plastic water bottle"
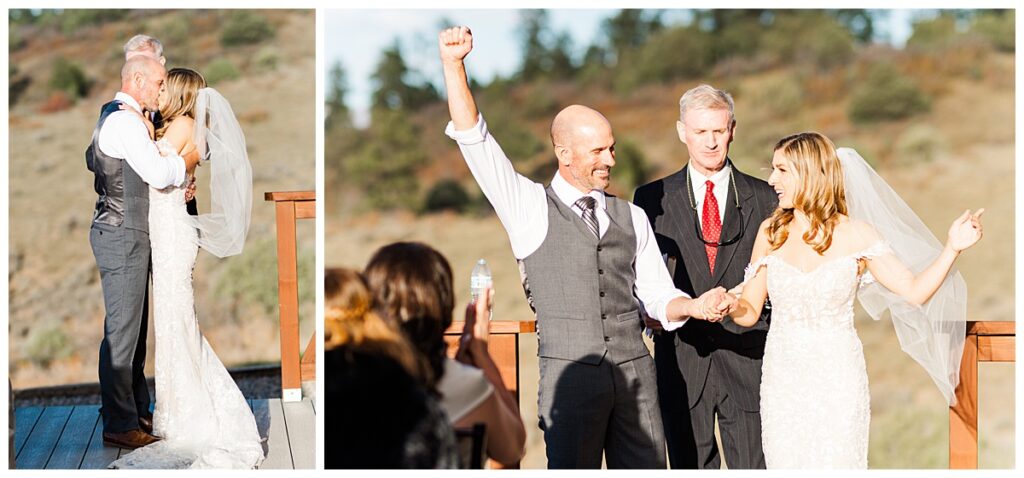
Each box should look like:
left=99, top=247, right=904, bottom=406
left=470, top=259, right=493, bottom=306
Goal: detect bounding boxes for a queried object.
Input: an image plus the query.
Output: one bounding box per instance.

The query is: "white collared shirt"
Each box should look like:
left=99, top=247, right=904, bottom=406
left=96, top=92, right=187, bottom=189
left=446, top=114, right=689, bottom=330
left=688, top=161, right=731, bottom=228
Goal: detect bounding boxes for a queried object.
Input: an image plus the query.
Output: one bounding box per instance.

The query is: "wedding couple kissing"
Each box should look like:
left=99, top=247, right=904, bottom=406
left=439, top=26, right=984, bottom=469
left=87, top=34, right=261, bottom=469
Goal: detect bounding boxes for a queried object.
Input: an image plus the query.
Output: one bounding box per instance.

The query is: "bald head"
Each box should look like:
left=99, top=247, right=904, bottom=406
left=120, top=56, right=166, bottom=111
left=121, top=56, right=163, bottom=87
left=550, top=104, right=612, bottom=149
left=550, top=104, right=617, bottom=193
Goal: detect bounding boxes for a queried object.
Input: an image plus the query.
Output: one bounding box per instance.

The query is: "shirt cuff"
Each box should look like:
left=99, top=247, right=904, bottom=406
left=444, top=113, right=487, bottom=145
left=656, top=290, right=690, bottom=332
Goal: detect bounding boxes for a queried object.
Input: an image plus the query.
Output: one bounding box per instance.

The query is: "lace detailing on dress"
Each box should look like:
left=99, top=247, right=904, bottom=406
left=759, top=250, right=871, bottom=469
left=110, top=179, right=264, bottom=469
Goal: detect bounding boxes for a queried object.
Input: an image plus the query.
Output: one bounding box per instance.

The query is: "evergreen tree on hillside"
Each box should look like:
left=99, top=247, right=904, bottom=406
left=603, top=9, right=664, bottom=65
left=325, top=61, right=350, bottom=129
left=517, top=10, right=577, bottom=81
left=370, top=41, right=439, bottom=112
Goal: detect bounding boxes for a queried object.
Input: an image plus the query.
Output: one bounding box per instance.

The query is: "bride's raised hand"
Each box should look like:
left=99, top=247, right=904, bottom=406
left=947, top=208, right=984, bottom=252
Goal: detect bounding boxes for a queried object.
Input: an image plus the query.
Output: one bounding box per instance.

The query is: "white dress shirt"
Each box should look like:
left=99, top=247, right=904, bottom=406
left=446, top=114, right=689, bottom=331
left=689, top=161, right=731, bottom=228
left=97, top=92, right=187, bottom=189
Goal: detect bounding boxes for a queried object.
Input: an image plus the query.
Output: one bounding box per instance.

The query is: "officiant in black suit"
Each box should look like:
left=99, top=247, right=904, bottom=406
left=633, top=84, right=777, bottom=469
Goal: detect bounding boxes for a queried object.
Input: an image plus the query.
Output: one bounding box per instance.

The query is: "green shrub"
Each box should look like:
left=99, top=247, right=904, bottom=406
left=214, top=238, right=315, bottom=316
left=971, top=11, right=1014, bottom=53
left=220, top=11, right=275, bottom=47
left=612, top=137, right=650, bottom=194
left=762, top=12, right=855, bottom=71
left=205, top=59, right=240, bottom=85
left=49, top=57, right=90, bottom=100
left=58, top=9, right=129, bottom=35
left=754, top=74, right=804, bottom=118
left=25, top=325, right=71, bottom=365
left=616, top=25, right=714, bottom=92
left=255, top=46, right=280, bottom=71
left=848, top=64, right=931, bottom=124
left=423, top=179, right=472, bottom=214
left=9, top=28, right=26, bottom=51
left=345, top=108, right=427, bottom=211
left=494, top=123, right=545, bottom=163
left=905, top=13, right=959, bottom=51
left=158, top=15, right=193, bottom=64
left=895, top=124, right=946, bottom=164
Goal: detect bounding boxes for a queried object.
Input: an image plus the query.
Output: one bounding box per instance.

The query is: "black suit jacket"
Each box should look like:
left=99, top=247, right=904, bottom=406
left=633, top=163, right=777, bottom=411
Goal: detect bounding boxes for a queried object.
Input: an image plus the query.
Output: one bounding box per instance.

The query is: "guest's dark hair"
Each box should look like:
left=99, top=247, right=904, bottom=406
left=364, top=242, right=454, bottom=391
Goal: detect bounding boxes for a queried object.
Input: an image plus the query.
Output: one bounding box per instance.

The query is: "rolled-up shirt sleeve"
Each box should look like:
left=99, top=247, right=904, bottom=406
left=99, top=112, right=187, bottom=189
left=445, top=114, right=547, bottom=260
left=631, top=203, right=689, bottom=331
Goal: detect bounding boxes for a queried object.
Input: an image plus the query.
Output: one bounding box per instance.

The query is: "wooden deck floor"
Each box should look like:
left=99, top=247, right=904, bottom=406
left=13, top=398, right=315, bottom=469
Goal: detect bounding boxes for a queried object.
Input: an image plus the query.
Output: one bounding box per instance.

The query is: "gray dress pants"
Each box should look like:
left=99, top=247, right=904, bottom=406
left=538, top=354, right=666, bottom=469
left=90, top=224, right=152, bottom=433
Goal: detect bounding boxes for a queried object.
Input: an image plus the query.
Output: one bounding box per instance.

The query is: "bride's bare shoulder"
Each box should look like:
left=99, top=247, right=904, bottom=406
left=165, top=115, right=195, bottom=135
left=161, top=116, right=195, bottom=149
left=834, top=217, right=882, bottom=250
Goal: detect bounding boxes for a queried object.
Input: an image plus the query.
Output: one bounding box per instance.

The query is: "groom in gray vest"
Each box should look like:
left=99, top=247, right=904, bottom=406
left=88, top=55, right=198, bottom=449
left=633, top=84, right=777, bottom=469
left=440, top=27, right=727, bottom=469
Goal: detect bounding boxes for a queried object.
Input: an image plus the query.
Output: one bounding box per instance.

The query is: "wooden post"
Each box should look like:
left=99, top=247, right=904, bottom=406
left=444, top=319, right=536, bottom=469
left=265, top=191, right=316, bottom=402
left=949, top=321, right=1015, bottom=468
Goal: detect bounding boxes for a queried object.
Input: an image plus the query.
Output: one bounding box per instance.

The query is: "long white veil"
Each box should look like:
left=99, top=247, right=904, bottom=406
left=189, top=87, right=252, bottom=258
left=839, top=147, right=966, bottom=406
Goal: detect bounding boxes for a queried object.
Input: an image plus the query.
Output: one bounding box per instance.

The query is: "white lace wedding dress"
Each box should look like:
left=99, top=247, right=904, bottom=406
left=749, top=241, right=891, bottom=469
left=110, top=166, right=264, bottom=469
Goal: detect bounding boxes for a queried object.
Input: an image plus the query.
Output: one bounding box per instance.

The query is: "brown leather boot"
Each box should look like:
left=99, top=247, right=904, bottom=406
left=137, top=415, right=154, bottom=435
left=103, top=429, right=161, bottom=449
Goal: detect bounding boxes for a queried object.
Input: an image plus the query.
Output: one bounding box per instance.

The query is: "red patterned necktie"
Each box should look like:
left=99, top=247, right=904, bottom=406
left=702, top=180, right=722, bottom=273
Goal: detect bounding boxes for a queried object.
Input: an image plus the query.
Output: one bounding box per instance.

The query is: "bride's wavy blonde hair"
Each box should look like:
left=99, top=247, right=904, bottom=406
left=156, top=68, right=206, bottom=140
left=766, top=132, right=847, bottom=255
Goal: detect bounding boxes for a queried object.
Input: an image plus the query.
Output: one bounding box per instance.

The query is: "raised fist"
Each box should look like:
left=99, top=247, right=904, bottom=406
left=439, top=26, right=473, bottom=63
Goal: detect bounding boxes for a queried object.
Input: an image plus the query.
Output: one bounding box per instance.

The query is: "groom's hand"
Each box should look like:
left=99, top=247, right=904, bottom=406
left=695, top=287, right=727, bottom=322
left=439, top=26, right=473, bottom=64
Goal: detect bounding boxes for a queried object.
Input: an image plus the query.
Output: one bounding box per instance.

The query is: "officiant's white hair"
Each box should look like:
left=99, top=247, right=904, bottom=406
left=124, top=34, right=163, bottom=59
left=679, top=84, right=735, bottom=125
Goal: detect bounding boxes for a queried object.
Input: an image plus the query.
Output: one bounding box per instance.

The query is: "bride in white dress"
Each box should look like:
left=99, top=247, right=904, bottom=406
left=724, top=132, right=983, bottom=468
left=111, top=68, right=263, bottom=469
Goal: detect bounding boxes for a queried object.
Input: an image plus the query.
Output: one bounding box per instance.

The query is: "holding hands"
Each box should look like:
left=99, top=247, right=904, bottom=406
left=695, top=287, right=737, bottom=322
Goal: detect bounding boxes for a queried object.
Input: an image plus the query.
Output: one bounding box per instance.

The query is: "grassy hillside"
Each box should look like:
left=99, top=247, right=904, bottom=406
left=325, top=35, right=1014, bottom=467
left=8, top=10, right=316, bottom=390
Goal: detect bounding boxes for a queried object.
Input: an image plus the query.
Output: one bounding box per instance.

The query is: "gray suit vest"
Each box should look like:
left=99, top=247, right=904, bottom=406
left=86, top=100, right=149, bottom=232
left=522, top=187, right=649, bottom=365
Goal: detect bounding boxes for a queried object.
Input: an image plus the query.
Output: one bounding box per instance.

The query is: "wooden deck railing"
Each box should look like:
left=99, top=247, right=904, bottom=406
left=949, top=320, right=1015, bottom=468
left=445, top=319, right=537, bottom=469
left=265, top=191, right=316, bottom=402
